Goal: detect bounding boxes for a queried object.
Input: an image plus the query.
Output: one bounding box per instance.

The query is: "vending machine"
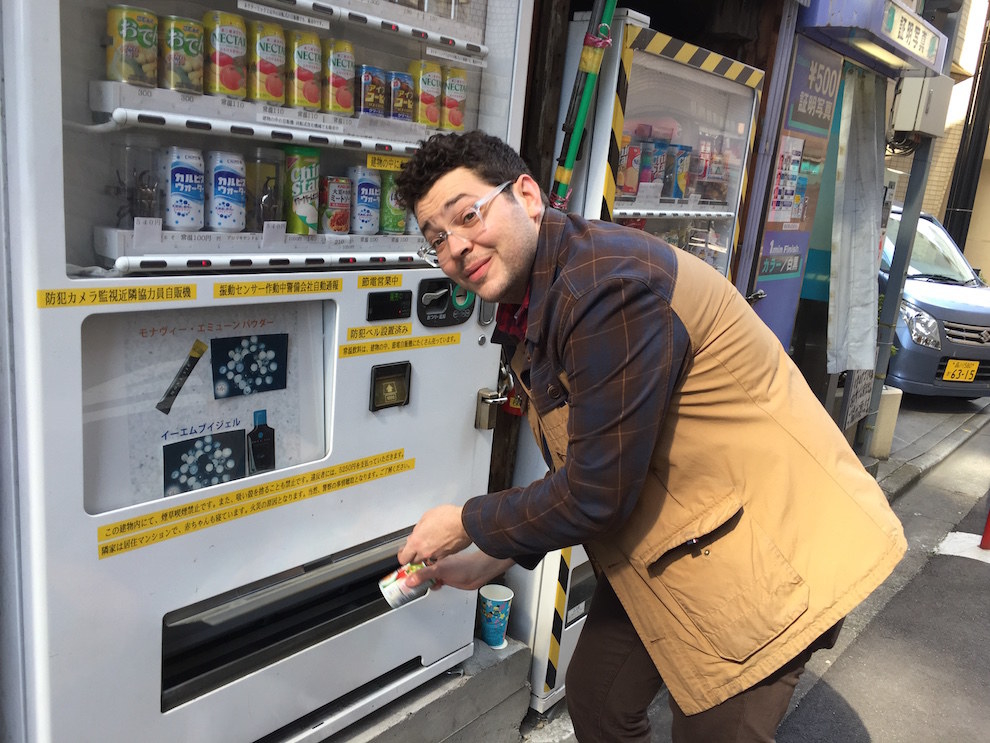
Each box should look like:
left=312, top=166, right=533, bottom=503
left=558, top=9, right=764, bottom=278
left=0, top=1, right=532, bottom=741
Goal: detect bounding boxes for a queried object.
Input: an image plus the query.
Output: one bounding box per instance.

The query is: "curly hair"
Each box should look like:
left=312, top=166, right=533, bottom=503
left=395, top=130, right=535, bottom=210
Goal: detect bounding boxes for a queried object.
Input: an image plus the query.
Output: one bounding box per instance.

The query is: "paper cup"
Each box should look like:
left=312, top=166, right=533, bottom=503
left=478, top=584, right=513, bottom=649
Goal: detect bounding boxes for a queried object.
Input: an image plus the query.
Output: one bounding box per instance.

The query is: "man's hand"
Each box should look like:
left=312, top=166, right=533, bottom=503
left=397, top=504, right=472, bottom=566
left=404, top=549, right=515, bottom=591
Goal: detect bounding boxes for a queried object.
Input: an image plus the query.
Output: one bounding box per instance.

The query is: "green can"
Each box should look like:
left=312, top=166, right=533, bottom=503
left=380, top=170, right=406, bottom=234
left=283, top=146, right=320, bottom=235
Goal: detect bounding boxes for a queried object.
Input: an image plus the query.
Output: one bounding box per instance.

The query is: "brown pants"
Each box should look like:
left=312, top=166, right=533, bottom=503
left=566, top=578, right=830, bottom=742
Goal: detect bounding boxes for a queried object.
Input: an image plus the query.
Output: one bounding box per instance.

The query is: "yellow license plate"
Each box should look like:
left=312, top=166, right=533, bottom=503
left=943, top=359, right=979, bottom=382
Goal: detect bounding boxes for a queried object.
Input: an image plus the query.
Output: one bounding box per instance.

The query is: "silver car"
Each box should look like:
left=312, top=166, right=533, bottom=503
left=880, top=208, right=990, bottom=398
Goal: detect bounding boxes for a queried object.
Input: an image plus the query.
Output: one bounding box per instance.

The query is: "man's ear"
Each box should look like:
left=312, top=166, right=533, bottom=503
left=514, top=174, right=546, bottom=221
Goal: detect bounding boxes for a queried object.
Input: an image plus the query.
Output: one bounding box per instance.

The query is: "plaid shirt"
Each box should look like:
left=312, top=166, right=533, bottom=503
left=463, top=209, right=690, bottom=563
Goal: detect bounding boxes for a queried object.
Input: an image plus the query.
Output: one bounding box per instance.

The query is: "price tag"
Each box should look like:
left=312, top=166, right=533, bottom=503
left=261, top=221, right=287, bottom=250
left=132, top=217, right=162, bottom=249
left=367, top=154, right=409, bottom=171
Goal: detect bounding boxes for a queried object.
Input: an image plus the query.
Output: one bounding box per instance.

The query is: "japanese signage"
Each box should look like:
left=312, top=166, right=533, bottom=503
left=882, top=1, right=939, bottom=65
left=753, top=37, right=842, bottom=345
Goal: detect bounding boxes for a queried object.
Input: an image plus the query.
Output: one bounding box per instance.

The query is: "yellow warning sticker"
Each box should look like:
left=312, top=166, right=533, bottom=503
left=339, top=333, right=460, bottom=358
left=214, top=278, right=344, bottom=298
left=97, top=450, right=412, bottom=558
left=38, top=285, right=196, bottom=308
left=347, top=323, right=412, bottom=341
left=366, top=154, right=408, bottom=172
left=357, top=274, right=403, bottom=289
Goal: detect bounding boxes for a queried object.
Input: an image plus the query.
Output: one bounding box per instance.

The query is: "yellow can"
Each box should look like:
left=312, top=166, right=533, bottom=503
left=321, top=38, right=355, bottom=115
left=106, top=5, right=158, bottom=88
left=441, top=66, right=467, bottom=131
left=408, top=60, right=442, bottom=128
left=247, top=20, right=285, bottom=104
left=202, top=10, right=247, bottom=99
left=158, top=16, right=203, bottom=94
left=287, top=29, right=322, bottom=110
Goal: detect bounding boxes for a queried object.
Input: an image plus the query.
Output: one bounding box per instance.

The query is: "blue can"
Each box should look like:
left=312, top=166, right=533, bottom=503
left=388, top=71, right=414, bottom=121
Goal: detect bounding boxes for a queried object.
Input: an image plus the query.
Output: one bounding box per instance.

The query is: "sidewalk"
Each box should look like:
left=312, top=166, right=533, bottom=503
left=522, top=394, right=990, bottom=743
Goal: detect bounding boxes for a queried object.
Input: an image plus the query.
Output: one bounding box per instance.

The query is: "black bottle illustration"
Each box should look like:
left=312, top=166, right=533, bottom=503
left=247, top=409, right=276, bottom=474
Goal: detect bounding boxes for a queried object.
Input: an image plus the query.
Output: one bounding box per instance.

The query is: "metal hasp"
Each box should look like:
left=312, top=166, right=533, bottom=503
left=476, top=388, right=508, bottom=429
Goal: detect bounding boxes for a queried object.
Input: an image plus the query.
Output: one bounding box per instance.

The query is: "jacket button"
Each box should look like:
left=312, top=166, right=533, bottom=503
left=547, top=384, right=560, bottom=399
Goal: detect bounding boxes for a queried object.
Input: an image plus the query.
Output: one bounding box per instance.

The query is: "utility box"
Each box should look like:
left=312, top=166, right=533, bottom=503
left=891, top=73, right=954, bottom=137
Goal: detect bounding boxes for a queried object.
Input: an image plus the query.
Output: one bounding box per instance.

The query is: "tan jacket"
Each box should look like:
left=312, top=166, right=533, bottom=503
left=518, top=249, right=906, bottom=714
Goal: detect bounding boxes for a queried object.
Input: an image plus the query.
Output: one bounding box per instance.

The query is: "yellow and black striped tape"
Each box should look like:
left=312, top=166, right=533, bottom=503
left=604, top=26, right=764, bottom=234
left=543, top=547, right=571, bottom=692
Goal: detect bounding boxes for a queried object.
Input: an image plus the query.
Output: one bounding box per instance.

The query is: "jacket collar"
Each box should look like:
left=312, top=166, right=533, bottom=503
left=525, top=207, right=569, bottom=346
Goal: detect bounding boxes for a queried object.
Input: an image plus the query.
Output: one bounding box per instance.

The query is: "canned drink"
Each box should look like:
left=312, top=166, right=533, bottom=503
left=388, top=71, right=414, bottom=121
left=106, top=6, right=158, bottom=87
left=639, top=140, right=654, bottom=184
left=286, top=28, right=321, bottom=109
left=357, top=65, right=387, bottom=117
left=283, top=146, right=320, bottom=235
left=159, top=147, right=205, bottom=231
left=379, top=562, right=435, bottom=609
left=245, top=147, right=284, bottom=232
left=380, top=171, right=405, bottom=234
left=347, top=166, right=380, bottom=235
left=621, top=145, right=641, bottom=197
left=408, top=60, right=442, bottom=128
left=322, top=39, right=355, bottom=115
left=441, top=66, right=467, bottom=131
left=203, top=10, right=247, bottom=99
left=319, top=176, right=351, bottom=234
left=616, top=134, right=631, bottom=191
left=247, top=20, right=285, bottom=104
left=157, top=16, right=203, bottom=94
left=206, top=151, right=246, bottom=232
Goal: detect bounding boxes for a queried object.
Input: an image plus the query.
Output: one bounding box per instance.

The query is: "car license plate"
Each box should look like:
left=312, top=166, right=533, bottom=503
left=942, top=359, right=979, bottom=382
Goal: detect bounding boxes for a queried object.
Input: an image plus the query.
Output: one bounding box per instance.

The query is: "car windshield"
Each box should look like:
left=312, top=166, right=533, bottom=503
left=881, top=214, right=978, bottom=284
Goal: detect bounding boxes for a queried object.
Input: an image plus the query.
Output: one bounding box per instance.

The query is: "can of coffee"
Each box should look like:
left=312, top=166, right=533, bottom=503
left=206, top=150, right=246, bottom=232
left=319, top=176, right=350, bottom=233
left=380, top=170, right=405, bottom=234
left=347, top=166, right=380, bottom=234
left=159, top=146, right=204, bottom=231
left=379, top=562, right=435, bottom=609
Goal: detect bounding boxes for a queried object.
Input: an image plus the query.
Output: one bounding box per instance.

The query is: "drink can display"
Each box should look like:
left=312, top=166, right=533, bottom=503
left=283, top=146, right=320, bottom=235
left=347, top=166, right=380, bottom=235
left=388, top=71, right=414, bottom=121
left=440, top=66, right=467, bottom=130
left=378, top=562, right=435, bottom=609
left=245, top=147, right=284, bottom=232
left=157, top=16, right=203, bottom=94
left=380, top=171, right=405, bottom=234
left=357, top=65, right=387, bottom=117
left=206, top=151, right=246, bottom=232
left=319, top=176, right=350, bottom=234
left=286, top=28, right=321, bottom=109
left=408, top=60, right=442, bottom=128
left=159, top=147, right=205, bottom=231
left=651, top=139, right=669, bottom=186
left=616, top=134, right=631, bottom=191
left=247, top=20, right=285, bottom=104
left=106, top=6, right=158, bottom=88
left=621, top=145, right=641, bottom=197
left=322, top=39, right=355, bottom=115
left=203, top=10, right=247, bottom=99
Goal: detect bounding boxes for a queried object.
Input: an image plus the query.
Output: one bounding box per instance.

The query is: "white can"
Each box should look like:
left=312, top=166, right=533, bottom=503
left=206, top=151, right=247, bottom=232
left=378, top=562, right=435, bottom=609
left=160, top=147, right=205, bottom=231
left=347, top=166, right=380, bottom=235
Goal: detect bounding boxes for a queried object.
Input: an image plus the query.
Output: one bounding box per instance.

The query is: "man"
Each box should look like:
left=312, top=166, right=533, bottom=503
left=395, top=130, right=906, bottom=742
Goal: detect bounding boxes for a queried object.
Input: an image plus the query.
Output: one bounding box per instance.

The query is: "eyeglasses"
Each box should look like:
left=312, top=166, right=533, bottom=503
left=417, top=180, right=513, bottom=267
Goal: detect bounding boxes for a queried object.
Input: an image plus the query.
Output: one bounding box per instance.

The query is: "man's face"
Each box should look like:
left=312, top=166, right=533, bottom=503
left=414, top=167, right=543, bottom=303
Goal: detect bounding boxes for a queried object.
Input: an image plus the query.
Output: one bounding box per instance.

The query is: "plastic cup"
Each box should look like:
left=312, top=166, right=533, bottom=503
left=478, top=584, right=513, bottom=649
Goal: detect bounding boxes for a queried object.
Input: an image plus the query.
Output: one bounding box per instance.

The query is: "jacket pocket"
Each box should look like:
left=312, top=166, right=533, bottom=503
left=649, top=510, right=809, bottom=662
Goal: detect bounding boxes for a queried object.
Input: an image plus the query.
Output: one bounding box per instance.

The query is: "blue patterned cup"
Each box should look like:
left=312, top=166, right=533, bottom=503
left=478, top=584, right=514, bottom=649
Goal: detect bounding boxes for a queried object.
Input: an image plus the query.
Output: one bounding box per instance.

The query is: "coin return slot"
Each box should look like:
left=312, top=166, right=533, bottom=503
left=161, top=539, right=404, bottom=712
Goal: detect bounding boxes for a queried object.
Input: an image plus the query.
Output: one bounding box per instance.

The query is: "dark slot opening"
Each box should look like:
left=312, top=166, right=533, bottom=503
left=162, top=539, right=405, bottom=711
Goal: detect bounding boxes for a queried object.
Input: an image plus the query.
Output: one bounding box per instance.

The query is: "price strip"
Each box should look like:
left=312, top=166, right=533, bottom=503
left=237, top=0, right=331, bottom=29
left=367, top=154, right=410, bottom=171
left=426, top=46, right=487, bottom=68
